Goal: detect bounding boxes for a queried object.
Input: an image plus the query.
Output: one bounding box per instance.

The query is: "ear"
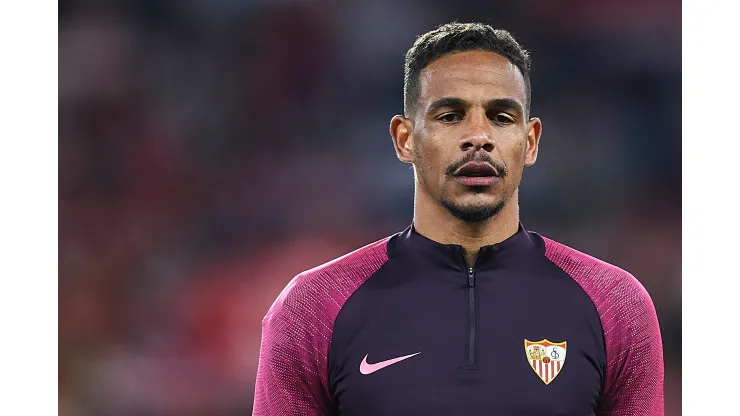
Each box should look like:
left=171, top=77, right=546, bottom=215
left=524, top=117, right=543, bottom=167
left=390, top=115, right=414, bottom=164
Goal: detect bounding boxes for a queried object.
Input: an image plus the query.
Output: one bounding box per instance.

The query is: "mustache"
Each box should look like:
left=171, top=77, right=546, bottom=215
left=445, top=152, right=507, bottom=178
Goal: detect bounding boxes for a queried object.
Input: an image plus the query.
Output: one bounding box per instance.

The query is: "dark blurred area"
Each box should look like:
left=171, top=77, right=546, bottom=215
left=58, top=0, right=681, bottom=414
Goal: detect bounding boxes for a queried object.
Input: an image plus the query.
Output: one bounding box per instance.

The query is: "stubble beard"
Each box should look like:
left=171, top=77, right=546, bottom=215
left=413, top=145, right=519, bottom=224
left=440, top=192, right=508, bottom=223
left=440, top=147, right=527, bottom=223
left=415, top=163, right=511, bottom=224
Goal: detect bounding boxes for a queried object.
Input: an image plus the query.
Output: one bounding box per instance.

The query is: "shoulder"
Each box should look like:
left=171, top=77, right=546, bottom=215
left=263, top=235, right=393, bottom=327
left=540, top=236, right=656, bottom=322
left=254, top=238, right=392, bottom=413
left=538, top=238, right=664, bottom=411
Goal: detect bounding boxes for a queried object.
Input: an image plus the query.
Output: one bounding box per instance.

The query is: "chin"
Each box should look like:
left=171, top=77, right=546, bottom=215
left=441, top=197, right=507, bottom=223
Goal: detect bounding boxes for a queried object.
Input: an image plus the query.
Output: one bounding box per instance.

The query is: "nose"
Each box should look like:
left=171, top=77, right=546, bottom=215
left=458, top=110, right=495, bottom=153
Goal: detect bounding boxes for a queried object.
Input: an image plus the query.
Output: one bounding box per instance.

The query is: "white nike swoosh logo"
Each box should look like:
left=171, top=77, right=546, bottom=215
left=359, top=352, right=421, bottom=375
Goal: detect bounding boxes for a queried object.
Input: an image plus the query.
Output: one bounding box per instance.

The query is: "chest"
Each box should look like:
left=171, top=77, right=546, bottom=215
left=328, top=271, right=605, bottom=415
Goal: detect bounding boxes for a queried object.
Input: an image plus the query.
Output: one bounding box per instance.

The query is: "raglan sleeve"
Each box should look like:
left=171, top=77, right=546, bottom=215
left=597, top=274, right=665, bottom=416
left=252, top=280, right=334, bottom=416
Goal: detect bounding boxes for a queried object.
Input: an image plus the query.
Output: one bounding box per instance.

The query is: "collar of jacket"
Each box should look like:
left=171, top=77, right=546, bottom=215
left=388, top=221, right=542, bottom=272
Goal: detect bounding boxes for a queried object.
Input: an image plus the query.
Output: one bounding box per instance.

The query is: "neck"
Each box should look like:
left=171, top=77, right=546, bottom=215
left=413, top=189, right=520, bottom=267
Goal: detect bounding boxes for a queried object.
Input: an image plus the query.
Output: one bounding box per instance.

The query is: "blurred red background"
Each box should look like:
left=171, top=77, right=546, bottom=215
left=59, top=0, right=681, bottom=414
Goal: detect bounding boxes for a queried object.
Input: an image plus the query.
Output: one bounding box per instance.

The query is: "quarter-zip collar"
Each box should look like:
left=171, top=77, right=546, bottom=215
left=389, top=221, right=539, bottom=272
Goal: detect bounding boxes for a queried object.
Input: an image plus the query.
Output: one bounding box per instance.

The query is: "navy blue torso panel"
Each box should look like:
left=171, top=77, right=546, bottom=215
left=328, top=226, right=605, bottom=415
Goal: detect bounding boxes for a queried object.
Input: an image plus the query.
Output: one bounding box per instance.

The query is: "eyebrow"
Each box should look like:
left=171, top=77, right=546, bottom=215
left=426, top=97, right=525, bottom=116
left=484, top=98, right=525, bottom=116
left=426, top=97, right=468, bottom=114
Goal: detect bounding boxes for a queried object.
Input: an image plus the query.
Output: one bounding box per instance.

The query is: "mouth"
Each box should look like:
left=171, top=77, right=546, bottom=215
left=453, top=162, right=500, bottom=187
left=454, top=161, right=498, bottom=177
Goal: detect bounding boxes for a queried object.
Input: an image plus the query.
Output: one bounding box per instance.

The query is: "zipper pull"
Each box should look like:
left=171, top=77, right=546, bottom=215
left=468, top=268, right=475, bottom=287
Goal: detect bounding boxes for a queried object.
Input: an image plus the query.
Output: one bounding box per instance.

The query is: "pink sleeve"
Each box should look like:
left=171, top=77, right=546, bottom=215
left=252, top=238, right=389, bottom=415
left=543, top=238, right=664, bottom=415
left=252, top=278, right=333, bottom=415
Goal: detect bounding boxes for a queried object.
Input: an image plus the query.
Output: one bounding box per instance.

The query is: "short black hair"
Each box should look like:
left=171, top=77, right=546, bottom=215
left=403, top=22, right=532, bottom=117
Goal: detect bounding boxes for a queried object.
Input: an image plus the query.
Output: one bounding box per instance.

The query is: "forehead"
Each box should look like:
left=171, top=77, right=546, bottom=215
left=417, top=50, right=527, bottom=110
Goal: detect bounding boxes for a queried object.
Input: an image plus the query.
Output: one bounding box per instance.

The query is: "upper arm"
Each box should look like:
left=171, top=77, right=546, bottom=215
left=252, top=291, right=333, bottom=415
left=541, top=237, right=665, bottom=415
left=597, top=277, right=664, bottom=416
left=251, top=238, right=389, bottom=415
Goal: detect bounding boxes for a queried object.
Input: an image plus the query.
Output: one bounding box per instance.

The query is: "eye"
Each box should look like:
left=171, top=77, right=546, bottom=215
left=491, top=113, right=515, bottom=124
left=438, top=113, right=463, bottom=123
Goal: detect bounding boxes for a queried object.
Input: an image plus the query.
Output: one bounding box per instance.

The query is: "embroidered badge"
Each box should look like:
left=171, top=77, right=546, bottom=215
left=524, top=339, right=567, bottom=385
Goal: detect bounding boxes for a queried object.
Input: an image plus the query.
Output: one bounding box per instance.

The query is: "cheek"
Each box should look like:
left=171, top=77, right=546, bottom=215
left=501, top=140, right=528, bottom=174
left=414, top=141, right=451, bottom=190
left=416, top=136, right=446, bottom=170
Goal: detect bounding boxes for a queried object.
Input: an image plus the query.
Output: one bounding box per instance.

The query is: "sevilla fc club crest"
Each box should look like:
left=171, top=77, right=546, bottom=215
left=524, top=339, right=567, bottom=385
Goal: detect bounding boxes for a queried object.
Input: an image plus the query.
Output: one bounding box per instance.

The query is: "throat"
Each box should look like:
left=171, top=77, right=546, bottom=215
left=411, top=187, right=521, bottom=252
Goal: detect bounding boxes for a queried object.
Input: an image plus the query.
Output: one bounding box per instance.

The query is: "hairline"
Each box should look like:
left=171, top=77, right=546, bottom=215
left=406, top=50, right=531, bottom=120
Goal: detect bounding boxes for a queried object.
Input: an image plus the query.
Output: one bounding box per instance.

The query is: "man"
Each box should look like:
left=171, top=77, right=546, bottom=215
left=253, top=22, right=664, bottom=415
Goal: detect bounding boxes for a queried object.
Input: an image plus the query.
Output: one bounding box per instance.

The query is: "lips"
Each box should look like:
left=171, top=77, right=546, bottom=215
left=454, top=162, right=498, bottom=178
left=453, top=161, right=500, bottom=187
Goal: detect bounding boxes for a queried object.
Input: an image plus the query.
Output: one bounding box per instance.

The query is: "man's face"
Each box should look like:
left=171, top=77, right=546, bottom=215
left=395, top=50, right=542, bottom=222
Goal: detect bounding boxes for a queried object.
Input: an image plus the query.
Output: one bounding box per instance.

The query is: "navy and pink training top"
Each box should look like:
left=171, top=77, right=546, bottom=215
left=253, top=223, right=664, bottom=415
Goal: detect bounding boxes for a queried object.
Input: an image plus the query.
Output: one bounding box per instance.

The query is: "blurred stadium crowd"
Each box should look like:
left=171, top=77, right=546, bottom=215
left=59, top=0, right=681, bottom=414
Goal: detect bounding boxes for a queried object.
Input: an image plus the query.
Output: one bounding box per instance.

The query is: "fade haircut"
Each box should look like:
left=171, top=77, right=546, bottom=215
left=403, top=22, right=532, bottom=118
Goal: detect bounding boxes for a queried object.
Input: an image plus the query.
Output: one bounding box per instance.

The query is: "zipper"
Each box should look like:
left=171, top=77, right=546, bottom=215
left=466, top=267, right=477, bottom=368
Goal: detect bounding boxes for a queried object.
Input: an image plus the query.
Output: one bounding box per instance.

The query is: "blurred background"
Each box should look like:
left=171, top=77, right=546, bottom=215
left=58, top=0, right=681, bottom=414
